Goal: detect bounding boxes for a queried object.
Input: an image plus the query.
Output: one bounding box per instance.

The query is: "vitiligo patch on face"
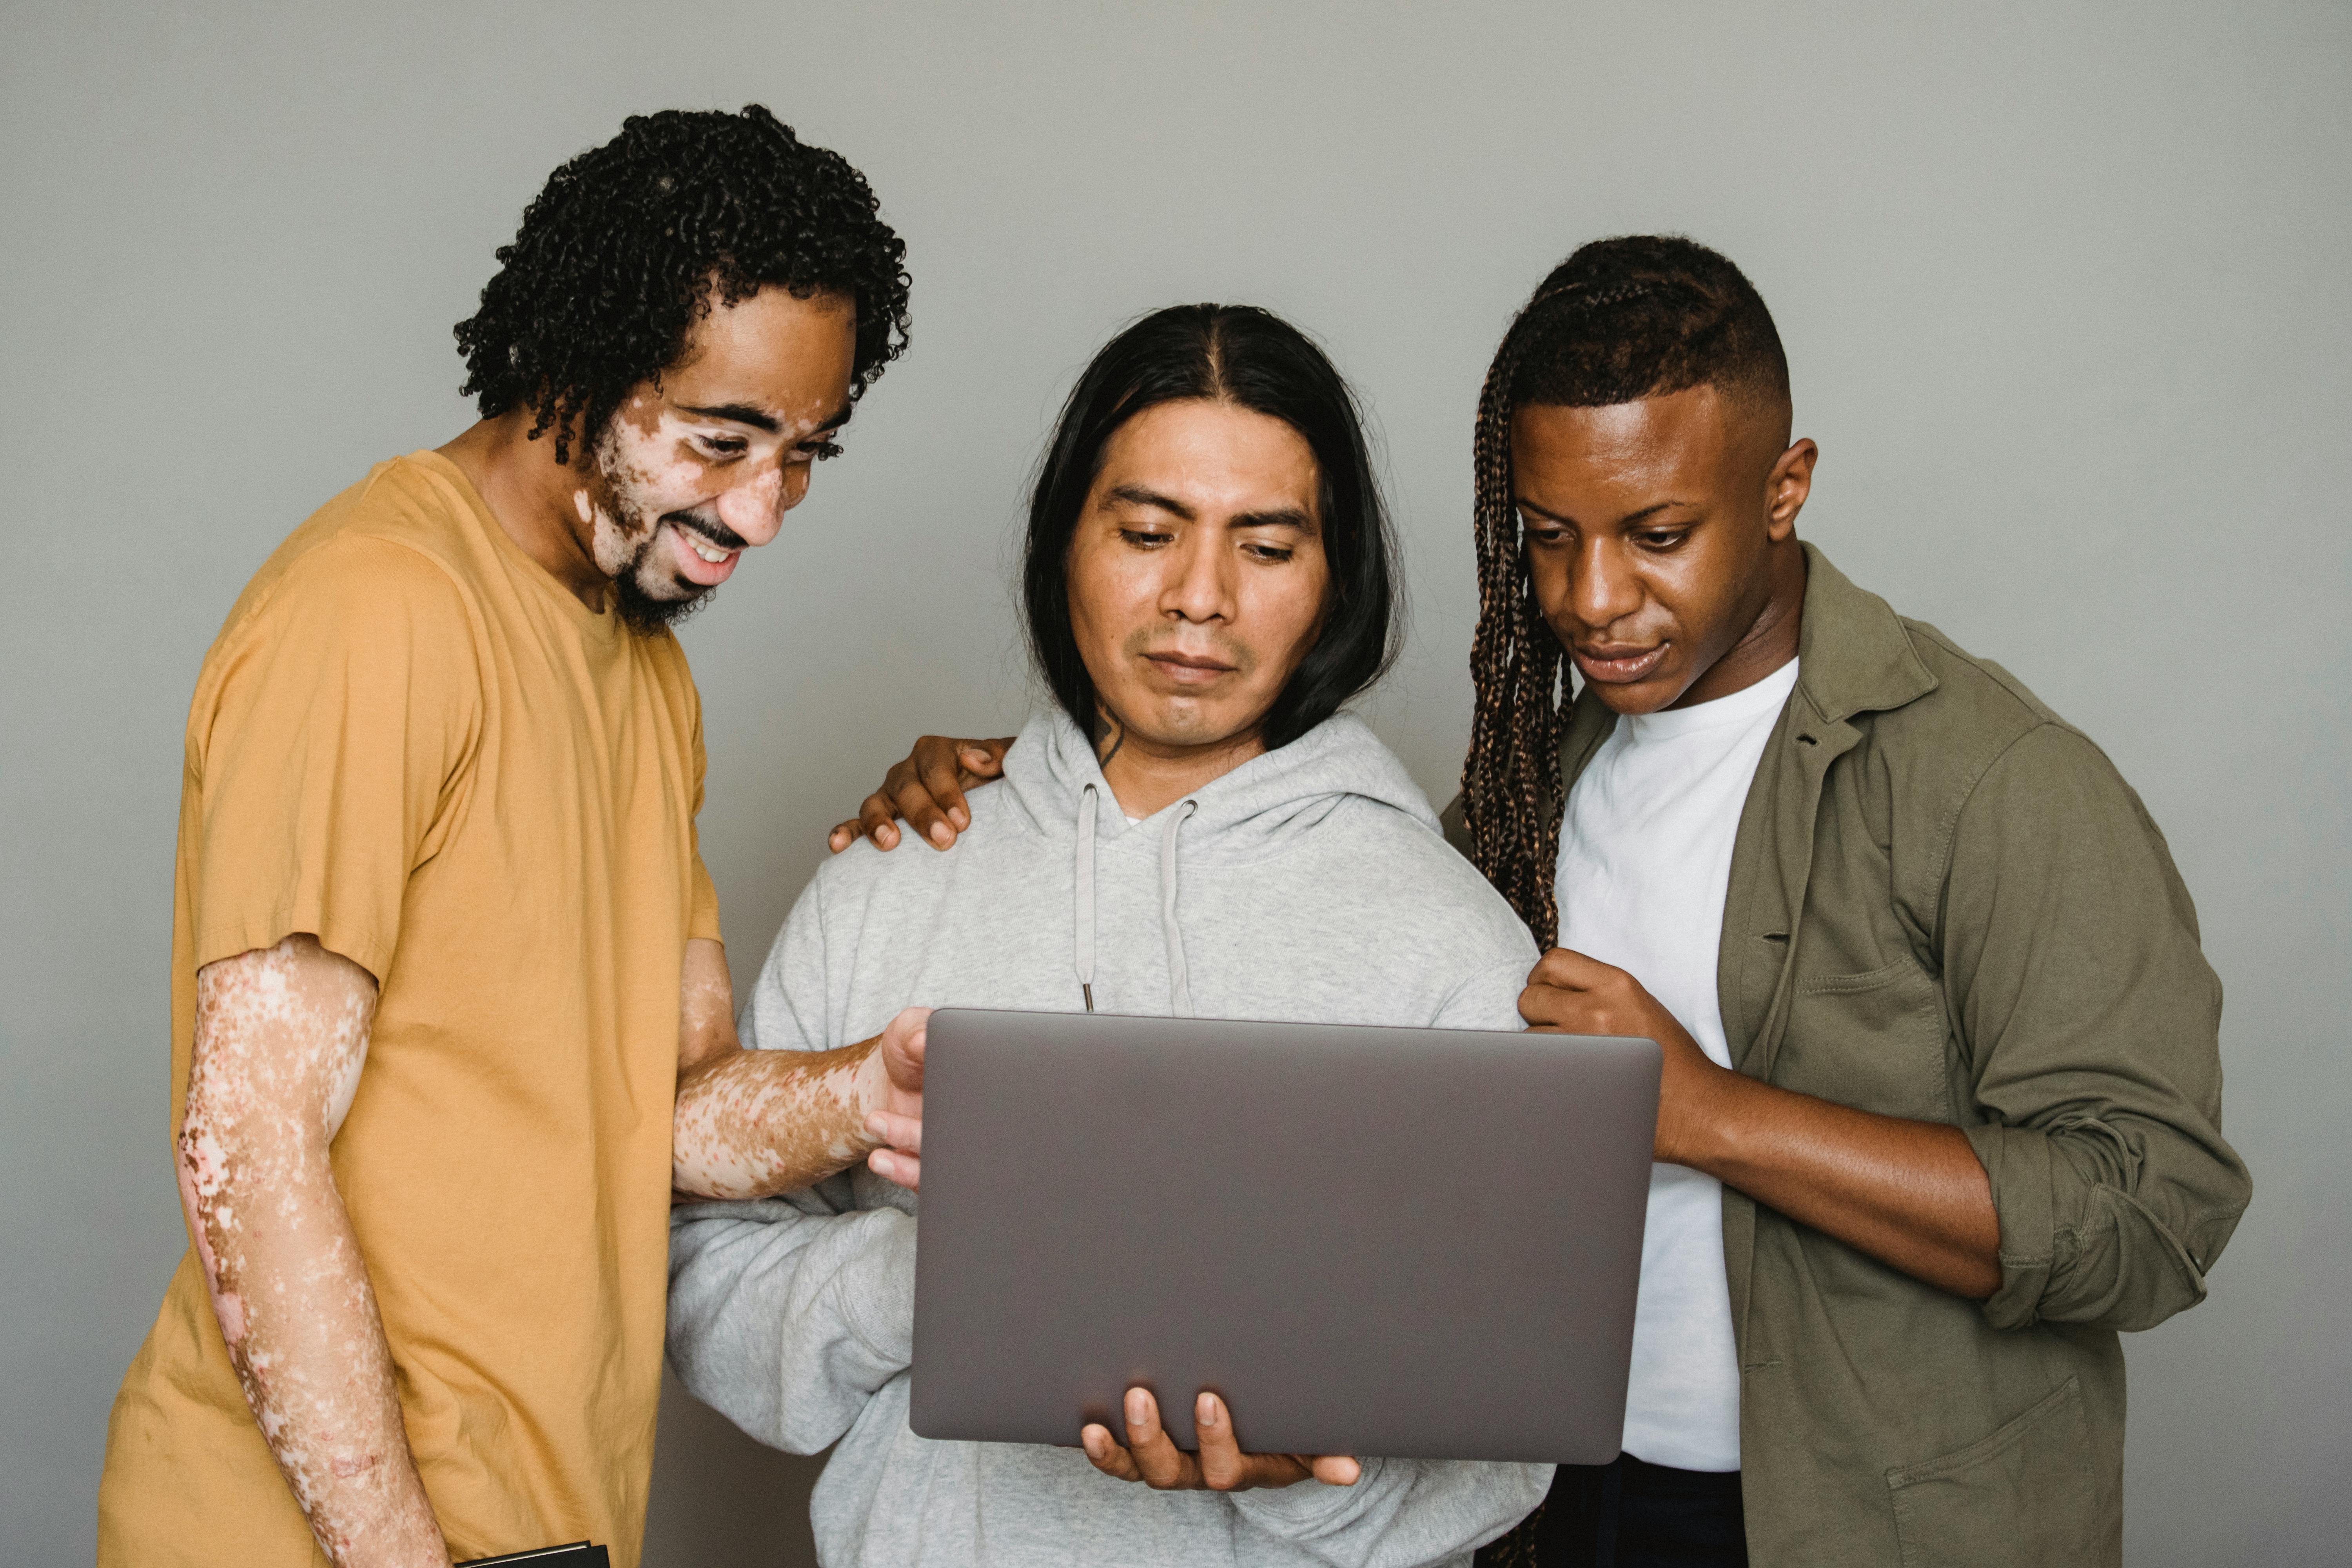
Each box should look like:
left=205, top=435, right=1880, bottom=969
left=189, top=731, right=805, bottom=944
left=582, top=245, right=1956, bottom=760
left=586, top=399, right=742, bottom=585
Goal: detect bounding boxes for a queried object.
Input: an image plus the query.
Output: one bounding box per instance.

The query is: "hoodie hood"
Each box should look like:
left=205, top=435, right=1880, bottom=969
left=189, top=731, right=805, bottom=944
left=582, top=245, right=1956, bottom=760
left=1001, top=707, right=1442, bottom=858
left=996, top=708, right=1445, bottom=1018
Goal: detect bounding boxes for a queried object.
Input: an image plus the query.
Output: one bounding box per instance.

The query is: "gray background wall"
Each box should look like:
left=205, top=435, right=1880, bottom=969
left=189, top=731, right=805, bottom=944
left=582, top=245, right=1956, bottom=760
left=3, top=2, right=2345, bottom=1563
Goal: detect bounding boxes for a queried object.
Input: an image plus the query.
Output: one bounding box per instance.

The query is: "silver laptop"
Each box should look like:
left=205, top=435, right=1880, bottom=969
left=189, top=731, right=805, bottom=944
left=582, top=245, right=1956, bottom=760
left=909, top=1008, right=1659, bottom=1465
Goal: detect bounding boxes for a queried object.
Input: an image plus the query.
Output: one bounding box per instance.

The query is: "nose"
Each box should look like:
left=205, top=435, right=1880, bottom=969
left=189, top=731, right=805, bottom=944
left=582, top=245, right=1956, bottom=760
left=1160, top=528, right=1235, bottom=626
left=1568, top=535, right=1643, bottom=634
left=712, top=457, right=803, bottom=548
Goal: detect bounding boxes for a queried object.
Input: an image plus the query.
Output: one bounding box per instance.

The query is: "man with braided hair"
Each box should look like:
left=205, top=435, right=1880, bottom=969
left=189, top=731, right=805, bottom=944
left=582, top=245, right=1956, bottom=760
left=841, top=237, right=2249, bottom=1567
left=100, top=107, right=929, bottom=1568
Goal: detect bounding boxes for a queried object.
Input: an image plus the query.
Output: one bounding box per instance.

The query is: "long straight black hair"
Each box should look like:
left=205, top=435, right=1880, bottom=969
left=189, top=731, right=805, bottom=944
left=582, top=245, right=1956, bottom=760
left=1021, top=303, right=1400, bottom=752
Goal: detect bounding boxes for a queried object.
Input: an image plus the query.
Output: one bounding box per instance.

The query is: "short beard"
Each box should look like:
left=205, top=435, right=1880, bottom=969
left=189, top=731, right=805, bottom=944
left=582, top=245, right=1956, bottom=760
left=612, top=564, right=714, bottom=634
left=583, top=420, right=725, bottom=636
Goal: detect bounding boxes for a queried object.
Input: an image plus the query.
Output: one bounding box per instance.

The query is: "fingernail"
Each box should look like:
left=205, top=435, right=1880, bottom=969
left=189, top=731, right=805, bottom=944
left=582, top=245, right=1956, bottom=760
left=951, top=808, right=969, bottom=829
left=865, top=1115, right=887, bottom=1141
left=1125, top=1389, right=1149, bottom=1426
left=929, top=822, right=951, bottom=847
left=1196, top=1393, right=1218, bottom=1428
left=1082, top=1427, right=1102, bottom=1457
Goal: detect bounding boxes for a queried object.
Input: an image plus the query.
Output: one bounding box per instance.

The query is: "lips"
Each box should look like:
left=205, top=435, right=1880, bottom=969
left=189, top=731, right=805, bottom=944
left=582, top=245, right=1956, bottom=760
left=1144, top=652, right=1237, bottom=686
left=665, top=521, right=739, bottom=587
left=1570, top=643, right=1668, bottom=684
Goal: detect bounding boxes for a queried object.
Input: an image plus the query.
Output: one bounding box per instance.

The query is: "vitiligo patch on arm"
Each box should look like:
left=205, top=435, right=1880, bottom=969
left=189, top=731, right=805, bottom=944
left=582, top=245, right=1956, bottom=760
left=178, top=936, right=444, bottom=1562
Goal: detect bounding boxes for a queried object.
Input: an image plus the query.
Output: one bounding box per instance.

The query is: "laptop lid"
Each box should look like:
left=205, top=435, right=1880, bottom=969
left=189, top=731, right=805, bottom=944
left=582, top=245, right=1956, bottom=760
left=910, top=1008, right=1659, bottom=1465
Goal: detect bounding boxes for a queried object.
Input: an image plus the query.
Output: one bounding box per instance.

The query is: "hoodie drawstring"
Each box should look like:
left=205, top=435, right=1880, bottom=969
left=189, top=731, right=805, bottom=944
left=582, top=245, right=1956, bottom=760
left=1075, top=784, right=1098, bottom=1011
left=1158, top=800, right=1198, bottom=1016
left=1073, top=783, right=1198, bottom=1017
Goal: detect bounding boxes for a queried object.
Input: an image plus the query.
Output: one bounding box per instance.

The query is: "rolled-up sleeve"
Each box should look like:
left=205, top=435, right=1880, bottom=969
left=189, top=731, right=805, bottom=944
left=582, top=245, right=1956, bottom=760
left=1941, top=722, right=2250, bottom=1332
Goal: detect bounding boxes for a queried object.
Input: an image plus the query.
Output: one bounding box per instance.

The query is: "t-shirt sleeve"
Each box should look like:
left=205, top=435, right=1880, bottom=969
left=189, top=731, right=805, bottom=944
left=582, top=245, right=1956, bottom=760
left=685, top=677, right=722, bottom=944
left=185, top=536, right=483, bottom=981
left=688, top=857, right=722, bottom=944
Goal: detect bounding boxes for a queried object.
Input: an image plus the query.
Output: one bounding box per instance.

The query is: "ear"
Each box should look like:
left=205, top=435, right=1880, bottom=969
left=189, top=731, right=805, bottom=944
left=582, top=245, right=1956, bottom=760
left=1764, top=438, right=1818, bottom=541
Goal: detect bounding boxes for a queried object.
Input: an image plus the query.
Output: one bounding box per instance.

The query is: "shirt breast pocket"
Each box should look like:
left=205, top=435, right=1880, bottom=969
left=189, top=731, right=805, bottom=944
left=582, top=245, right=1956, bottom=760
left=1774, top=956, right=1953, bottom=1123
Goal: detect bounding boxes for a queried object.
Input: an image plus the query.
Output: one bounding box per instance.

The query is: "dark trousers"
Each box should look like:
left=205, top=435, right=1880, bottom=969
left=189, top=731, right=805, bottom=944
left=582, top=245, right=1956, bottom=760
left=1501, top=1453, right=1749, bottom=1568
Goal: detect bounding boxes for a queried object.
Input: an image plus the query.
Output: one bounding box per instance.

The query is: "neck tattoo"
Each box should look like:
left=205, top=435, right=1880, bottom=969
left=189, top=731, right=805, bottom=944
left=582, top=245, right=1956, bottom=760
left=1094, top=710, right=1127, bottom=769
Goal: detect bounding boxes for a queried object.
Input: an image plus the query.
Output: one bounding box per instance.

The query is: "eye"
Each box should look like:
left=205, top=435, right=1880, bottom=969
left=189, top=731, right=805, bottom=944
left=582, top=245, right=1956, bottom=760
left=1635, top=527, right=1690, bottom=551
left=697, top=435, right=750, bottom=459
left=806, top=439, right=844, bottom=462
left=1518, top=513, right=1570, bottom=545
left=1243, top=541, right=1296, bottom=564
left=1118, top=526, right=1175, bottom=548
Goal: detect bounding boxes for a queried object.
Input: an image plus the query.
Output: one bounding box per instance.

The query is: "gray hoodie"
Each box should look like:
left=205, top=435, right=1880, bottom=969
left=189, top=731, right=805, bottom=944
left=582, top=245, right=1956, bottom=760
left=668, top=710, right=1552, bottom=1568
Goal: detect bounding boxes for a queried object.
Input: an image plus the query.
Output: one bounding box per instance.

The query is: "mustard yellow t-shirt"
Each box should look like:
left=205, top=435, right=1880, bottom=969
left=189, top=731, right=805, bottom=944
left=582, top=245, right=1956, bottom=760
left=99, top=452, right=720, bottom=1567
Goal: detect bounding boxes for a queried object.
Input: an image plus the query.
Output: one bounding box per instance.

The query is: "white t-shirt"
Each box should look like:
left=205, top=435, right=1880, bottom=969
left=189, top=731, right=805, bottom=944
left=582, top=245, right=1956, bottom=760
left=1553, top=656, right=1800, bottom=1473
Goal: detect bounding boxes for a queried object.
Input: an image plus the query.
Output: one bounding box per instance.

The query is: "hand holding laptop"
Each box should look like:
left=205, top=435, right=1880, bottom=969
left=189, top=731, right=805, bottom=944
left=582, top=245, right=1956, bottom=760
left=858, top=1007, right=930, bottom=1189
left=859, top=1016, right=1361, bottom=1497
left=1082, top=1388, right=1361, bottom=1491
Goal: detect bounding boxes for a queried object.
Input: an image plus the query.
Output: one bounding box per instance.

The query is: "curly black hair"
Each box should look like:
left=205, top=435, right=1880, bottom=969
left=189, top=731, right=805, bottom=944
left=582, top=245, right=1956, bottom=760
left=455, top=105, right=911, bottom=464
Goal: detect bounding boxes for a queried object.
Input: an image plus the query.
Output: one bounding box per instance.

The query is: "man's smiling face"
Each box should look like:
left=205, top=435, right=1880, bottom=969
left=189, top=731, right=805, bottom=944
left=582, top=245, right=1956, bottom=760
left=576, top=284, right=858, bottom=630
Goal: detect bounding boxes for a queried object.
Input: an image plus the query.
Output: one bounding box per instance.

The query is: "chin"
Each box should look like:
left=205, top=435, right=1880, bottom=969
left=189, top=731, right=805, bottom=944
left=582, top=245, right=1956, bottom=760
left=613, top=570, right=714, bottom=633
left=1114, top=696, right=1227, bottom=748
left=1586, top=677, right=1684, bottom=716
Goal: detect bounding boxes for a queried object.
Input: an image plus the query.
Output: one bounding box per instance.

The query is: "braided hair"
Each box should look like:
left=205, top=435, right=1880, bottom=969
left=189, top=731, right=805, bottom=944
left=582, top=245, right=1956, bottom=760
left=454, top=105, right=912, bottom=465
left=1459, top=236, right=1789, bottom=948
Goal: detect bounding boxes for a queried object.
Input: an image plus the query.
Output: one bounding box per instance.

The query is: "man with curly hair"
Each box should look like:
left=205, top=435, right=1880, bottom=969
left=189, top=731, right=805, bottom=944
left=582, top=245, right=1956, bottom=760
left=98, top=106, right=925, bottom=1568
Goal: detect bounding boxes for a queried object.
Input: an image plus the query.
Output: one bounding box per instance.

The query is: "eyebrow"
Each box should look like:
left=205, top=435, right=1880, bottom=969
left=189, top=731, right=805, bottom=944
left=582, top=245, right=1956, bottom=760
left=1105, top=483, right=1316, bottom=532
left=1515, top=496, right=1692, bottom=527
left=675, top=400, right=855, bottom=437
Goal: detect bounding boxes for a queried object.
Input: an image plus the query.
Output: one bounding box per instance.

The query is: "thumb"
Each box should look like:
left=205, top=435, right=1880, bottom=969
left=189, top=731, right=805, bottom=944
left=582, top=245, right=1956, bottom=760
left=886, top=1006, right=931, bottom=1087
left=1310, top=1454, right=1362, bottom=1486
left=1529, top=946, right=1613, bottom=990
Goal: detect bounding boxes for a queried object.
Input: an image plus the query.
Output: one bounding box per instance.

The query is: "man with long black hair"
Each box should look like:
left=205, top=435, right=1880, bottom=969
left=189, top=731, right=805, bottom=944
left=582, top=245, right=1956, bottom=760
left=669, top=303, right=1550, bottom=1567
left=100, top=107, right=927, bottom=1568
left=842, top=238, right=2249, bottom=1567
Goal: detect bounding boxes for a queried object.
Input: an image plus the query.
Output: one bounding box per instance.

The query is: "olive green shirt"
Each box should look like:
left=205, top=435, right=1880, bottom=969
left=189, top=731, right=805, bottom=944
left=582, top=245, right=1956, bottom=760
left=1452, top=546, right=2249, bottom=1566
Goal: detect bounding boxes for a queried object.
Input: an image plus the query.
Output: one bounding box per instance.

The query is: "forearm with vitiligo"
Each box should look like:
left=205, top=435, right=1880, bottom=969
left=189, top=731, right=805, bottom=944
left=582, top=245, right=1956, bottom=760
left=178, top=936, right=450, bottom=1568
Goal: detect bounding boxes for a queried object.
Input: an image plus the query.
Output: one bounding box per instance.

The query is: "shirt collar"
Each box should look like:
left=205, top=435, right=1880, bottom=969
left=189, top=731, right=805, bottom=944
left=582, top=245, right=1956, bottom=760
left=1791, top=542, right=1938, bottom=724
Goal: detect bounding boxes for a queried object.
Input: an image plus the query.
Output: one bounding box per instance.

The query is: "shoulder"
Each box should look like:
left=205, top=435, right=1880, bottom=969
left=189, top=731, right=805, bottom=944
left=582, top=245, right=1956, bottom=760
left=802, top=777, right=1035, bottom=907
left=1851, top=614, right=2159, bottom=890
left=214, top=460, right=481, bottom=654
left=206, top=535, right=475, bottom=686
left=1319, top=795, right=1539, bottom=964
left=190, top=473, right=488, bottom=761
left=1895, top=617, right=2063, bottom=740
left=1438, top=790, right=1470, bottom=856
left=1831, top=610, right=2089, bottom=796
